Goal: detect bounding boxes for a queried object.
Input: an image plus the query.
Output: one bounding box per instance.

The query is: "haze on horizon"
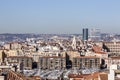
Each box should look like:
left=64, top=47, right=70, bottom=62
left=0, top=0, right=120, bottom=34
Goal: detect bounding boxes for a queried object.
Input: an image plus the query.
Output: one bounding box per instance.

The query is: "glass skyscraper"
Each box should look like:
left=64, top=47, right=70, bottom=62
left=82, top=28, right=88, bottom=41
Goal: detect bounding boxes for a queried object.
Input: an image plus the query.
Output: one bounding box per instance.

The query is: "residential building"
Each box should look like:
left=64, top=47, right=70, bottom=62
left=103, top=41, right=120, bottom=56
left=73, top=56, right=100, bottom=69
left=7, top=56, right=33, bottom=70
left=39, top=56, right=66, bottom=70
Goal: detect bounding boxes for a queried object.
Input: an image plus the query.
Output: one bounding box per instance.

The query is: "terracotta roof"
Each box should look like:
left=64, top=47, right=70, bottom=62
left=95, top=51, right=106, bottom=54
left=92, top=45, right=106, bottom=54
left=74, top=56, right=100, bottom=59
left=30, top=76, right=41, bottom=80
left=7, top=56, right=32, bottom=58
left=8, top=62, right=19, bottom=63
left=83, top=72, right=99, bottom=79
left=40, top=56, right=65, bottom=58
left=68, top=72, right=108, bottom=80
left=68, top=73, right=99, bottom=79
left=111, top=56, right=120, bottom=59
left=68, top=74, right=90, bottom=78
left=99, top=72, right=108, bottom=80
left=71, top=78, right=82, bottom=80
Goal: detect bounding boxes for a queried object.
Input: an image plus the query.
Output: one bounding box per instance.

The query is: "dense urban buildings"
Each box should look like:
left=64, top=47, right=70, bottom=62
left=0, top=32, right=120, bottom=80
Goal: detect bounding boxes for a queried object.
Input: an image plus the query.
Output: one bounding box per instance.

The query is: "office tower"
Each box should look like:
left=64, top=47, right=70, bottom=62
left=90, top=28, right=101, bottom=41
left=82, top=28, right=88, bottom=41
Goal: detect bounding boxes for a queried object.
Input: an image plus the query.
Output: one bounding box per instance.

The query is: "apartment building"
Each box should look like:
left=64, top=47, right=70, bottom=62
left=103, top=42, right=120, bottom=56
left=39, top=56, right=66, bottom=70
left=7, top=56, right=33, bottom=70
left=4, top=42, right=22, bottom=50
left=73, top=56, right=100, bottom=69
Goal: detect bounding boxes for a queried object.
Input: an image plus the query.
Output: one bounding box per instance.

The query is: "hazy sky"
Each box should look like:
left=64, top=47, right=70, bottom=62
left=0, top=0, right=120, bottom=34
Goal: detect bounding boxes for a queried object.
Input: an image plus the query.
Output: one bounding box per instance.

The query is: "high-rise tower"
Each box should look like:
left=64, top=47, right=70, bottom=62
left=82, top=28, right=88, bottom=41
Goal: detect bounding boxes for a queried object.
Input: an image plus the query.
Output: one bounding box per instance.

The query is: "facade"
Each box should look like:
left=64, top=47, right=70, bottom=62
left=103, top=42, right=120, bottom=56
left=7, top=56, right=33, bottom=70
left=105, top=57, right=120, bottom=69
left=4, top=42, right=22, bottom=50
left=110, top=56, right=120, bottom=65
left=82, top=28, right=88, bottom=41
left=73, top=56, right=100, bottom=69
left=39, top=56, right=66, bottom=70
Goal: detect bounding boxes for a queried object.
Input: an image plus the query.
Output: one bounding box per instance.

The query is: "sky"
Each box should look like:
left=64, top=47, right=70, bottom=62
left=0, top=0, right=120, bottom=34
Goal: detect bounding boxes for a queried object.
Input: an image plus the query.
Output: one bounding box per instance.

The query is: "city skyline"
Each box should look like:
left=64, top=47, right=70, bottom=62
left=0, top=0, right=120, bottom=34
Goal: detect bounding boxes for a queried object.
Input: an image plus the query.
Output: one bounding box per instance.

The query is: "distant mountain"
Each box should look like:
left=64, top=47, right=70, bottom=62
left=0, top=33, right=39, bottom=42
left=0, top=33, right=81, bottom=42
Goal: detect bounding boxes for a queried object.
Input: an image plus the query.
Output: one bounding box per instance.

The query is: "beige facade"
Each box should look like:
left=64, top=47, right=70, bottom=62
left=103, top=42, right=120, bottom=55
left=0, top=50, right=4, bottom=62
left=7, top=56, right=33, bottom=69
left=73, top=56, right=100, bottom=69
left=4, top=42, right=22, bottom=50
left=66, top=51, right=80, bottom=61
left=39, top=56, right=66, bottom=70
left=6, top=50, right=18, bottom=57
left=0, top=49, right=18, bottom=63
